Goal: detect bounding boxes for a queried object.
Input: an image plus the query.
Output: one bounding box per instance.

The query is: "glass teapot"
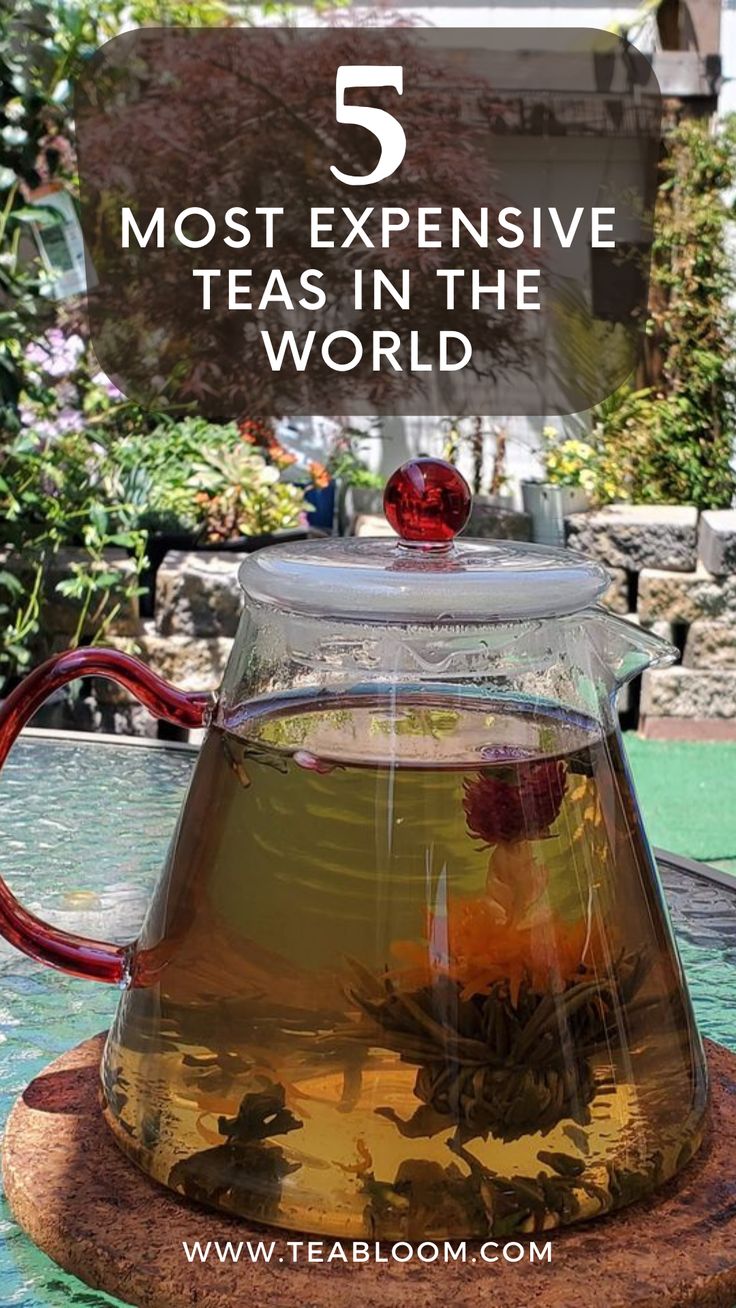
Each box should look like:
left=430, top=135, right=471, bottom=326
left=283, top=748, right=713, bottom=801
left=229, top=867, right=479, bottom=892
left=0, top=459, right=707, bottom=1240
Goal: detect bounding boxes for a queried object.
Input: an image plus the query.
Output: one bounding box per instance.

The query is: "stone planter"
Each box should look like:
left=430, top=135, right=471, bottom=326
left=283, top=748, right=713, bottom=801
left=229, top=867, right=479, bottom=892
left=466, top=495, right=531, bottom=541
left=155, top=551, right=243, bottom=638
left=339, top=483, right=385, bottom=534
left=138, top=527, right=311, bottom=616
left=521, top=482, right=590, bottom=547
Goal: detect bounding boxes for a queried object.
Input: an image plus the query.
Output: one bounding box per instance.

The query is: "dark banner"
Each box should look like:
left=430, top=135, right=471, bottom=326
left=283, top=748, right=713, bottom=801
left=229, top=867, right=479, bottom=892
left=76, top=27, right=661, bottom=418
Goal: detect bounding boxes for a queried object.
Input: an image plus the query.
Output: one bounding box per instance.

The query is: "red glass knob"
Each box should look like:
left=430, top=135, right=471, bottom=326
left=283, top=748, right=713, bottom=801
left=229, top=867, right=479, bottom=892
left=384, top=457, right=471, bottom=544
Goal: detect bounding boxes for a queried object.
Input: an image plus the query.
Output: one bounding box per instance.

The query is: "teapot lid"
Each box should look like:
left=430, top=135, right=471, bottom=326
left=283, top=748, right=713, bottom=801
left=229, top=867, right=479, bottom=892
left=238, top=458, right=609, bottom=623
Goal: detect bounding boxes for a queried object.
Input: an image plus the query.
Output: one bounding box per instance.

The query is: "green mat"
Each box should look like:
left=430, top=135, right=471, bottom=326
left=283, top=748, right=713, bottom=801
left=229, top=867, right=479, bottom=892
left=625, top=734, right=736, bottom=871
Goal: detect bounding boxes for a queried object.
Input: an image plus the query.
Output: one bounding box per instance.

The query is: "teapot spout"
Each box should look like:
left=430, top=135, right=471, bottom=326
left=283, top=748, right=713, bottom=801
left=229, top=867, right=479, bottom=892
left=587, top=608, right=678, bottom=690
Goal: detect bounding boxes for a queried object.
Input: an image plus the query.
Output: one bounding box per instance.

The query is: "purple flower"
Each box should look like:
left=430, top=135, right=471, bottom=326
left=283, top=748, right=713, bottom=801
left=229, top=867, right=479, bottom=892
left=26, top=409, right=83, bottom=440
left=26, top=329, right=85, bottom=378
left=55, top=407, right=83, bottom=434
left=91, top=370, right=123, bottom=400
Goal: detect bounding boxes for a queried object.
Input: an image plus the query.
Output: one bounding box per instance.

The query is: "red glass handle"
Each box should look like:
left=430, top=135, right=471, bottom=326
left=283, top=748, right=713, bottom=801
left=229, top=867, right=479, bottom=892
left=0, top=648, right=211, bottom=984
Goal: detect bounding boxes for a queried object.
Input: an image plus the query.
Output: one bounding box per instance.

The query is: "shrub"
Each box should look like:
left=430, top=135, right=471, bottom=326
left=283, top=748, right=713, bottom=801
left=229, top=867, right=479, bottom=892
left=590, top=116, right=736, bottom=509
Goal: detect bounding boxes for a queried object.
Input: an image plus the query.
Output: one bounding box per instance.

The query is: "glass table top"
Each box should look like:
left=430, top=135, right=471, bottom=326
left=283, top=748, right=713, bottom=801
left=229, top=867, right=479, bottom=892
left=0, top=732, right=733, bottom=1308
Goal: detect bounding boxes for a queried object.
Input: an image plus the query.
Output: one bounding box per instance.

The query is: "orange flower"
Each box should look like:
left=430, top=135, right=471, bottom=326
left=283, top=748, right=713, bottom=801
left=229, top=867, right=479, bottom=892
left=308, top=459, right=331, bottom=489
left=448, top=900, right=588, bottom=1001
left=391, top=846, right=593, bottom=1003
left=238, top=417, right=297, bottom=468
left=239, top=417, right=274, bottom=446
left=267, top=439, right=297, bottom=469
left=393, top=903, right=589, bottom=1004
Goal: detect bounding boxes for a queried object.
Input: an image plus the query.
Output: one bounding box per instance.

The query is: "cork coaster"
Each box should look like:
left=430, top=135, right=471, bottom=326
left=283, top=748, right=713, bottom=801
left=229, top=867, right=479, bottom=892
left=3, top=1033, right=736, bottom=1308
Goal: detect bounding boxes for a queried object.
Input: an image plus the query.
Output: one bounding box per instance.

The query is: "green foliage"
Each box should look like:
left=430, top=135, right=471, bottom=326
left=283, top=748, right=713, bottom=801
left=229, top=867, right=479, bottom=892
left=190, top=442, right=307, bottom=541
left=111, top=418, right=245, bottom=534
left=326, top=423, right=383, bottom=490
left=0, top=415, right=310, bottom=674
left=113, top=418, right=308, bottom=539
left=0, top=177, right=52, bottom=429
left=0, top=0, right=311, bottom=682
left=0, top=417, right=313, bottom=676
left=540, top=427, right=619, bottom=504
left=0, top=0, right=297, bottom=425
left=540, top=420, right=630, bottom=506
left=591, top=116, right=736, bottom=510
left=0, top=564, right=38, bottom=671
left=0, top=429, right=147, bottom=673
left=581, top=387, right=658, bottom=505
left=0, top=0, right=105, bottom=425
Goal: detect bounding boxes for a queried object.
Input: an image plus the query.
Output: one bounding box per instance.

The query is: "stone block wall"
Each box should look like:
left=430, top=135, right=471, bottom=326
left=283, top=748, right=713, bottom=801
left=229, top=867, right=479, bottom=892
left=567, top=507, right=736, bottom=737
left=12, top=509, right=736, bottom=740
left=567, top=504, right=699, bottom=573
left=103, top=551, right=239, bottom=737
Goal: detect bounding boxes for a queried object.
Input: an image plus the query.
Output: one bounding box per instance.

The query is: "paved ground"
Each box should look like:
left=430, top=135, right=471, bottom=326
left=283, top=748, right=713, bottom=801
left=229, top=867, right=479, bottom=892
left=625, top=735, right=736, bottom=873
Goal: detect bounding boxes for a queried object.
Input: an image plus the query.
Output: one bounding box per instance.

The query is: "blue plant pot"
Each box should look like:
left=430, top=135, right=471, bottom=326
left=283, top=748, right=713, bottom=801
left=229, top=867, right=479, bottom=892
left=304, top=481, right=336, bottom=531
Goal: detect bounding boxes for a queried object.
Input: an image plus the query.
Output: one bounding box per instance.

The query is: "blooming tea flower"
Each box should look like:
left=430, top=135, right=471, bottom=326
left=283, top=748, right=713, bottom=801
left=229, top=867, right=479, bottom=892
left=463, top=758, right=567, bottom=845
